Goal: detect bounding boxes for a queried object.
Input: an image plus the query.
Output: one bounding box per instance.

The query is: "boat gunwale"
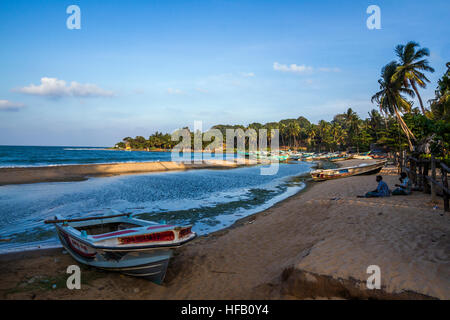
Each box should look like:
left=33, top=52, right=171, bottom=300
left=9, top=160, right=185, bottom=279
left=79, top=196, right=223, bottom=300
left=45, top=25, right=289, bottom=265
left=310, top=160, right=387, bottom=181
left=311, top=160, right=387, bottom=174
left=55, top=217, right=197, bottom=251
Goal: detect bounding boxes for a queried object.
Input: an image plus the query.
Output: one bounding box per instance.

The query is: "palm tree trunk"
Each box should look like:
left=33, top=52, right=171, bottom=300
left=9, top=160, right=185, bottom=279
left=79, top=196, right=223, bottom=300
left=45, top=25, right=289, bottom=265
left=379, top=106, right=389, bottom=129
left=393, top=108, right=415, bottom=151
left=410, top=80, right=426, bottom=115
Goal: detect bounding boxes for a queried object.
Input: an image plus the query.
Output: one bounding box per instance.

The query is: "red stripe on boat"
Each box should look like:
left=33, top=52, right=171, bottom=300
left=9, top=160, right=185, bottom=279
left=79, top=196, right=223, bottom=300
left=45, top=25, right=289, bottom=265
left=147, top=224, right=172, bottom=230
left=60, top=231, right=96, bottom=258
left=68, top=239, right=96, bottom=258
left=119, top=231, right=175, bottom=244
left=92, top=229, right=137, bottom=239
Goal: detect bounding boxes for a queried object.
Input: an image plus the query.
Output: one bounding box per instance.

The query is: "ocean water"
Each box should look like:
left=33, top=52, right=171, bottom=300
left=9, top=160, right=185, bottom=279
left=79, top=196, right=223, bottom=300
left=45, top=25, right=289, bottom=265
left=0, top=145, right=229, bottom=167
left=0, top=161, right=313, bottom=253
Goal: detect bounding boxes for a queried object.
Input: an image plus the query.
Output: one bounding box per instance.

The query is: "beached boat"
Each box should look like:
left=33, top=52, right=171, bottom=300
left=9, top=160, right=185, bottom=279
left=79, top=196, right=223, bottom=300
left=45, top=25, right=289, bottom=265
left=45, top=213, right=196, bottom=284
left=330, top=155, right=350, bottom=162
left=310, top=160, right=387, bottom=181
left=351, top=151, right=373, bottom=160
left=371, top=153, right=388, bottom=159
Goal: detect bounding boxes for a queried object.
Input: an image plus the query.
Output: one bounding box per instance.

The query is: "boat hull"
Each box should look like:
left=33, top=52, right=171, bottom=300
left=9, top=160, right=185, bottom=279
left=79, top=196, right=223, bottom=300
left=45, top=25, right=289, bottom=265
left=57, top=227, right=173, bottom=284
left=310, top=161, right=386, bottom=181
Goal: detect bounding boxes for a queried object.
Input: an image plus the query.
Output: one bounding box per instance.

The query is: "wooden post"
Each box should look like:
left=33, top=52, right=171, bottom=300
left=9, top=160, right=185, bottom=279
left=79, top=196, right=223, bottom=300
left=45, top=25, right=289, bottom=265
left=412, top=159, right=417, bottom=186
left=443, top=166, right=449, bottom=212
left=431, top=156, right=437, bottom=203
left=423, top=161, right=430, bottom=194
left=421, top=161, right=425, bottom=190
left=403, top=150, right=407, bottom=169
left=418, top=161, right=423, bottom=191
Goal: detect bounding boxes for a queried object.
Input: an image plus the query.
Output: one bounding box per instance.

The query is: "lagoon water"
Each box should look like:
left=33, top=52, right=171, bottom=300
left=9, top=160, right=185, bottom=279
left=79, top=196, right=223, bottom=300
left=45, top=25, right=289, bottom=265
left=0, top=157, right=313, bottom=253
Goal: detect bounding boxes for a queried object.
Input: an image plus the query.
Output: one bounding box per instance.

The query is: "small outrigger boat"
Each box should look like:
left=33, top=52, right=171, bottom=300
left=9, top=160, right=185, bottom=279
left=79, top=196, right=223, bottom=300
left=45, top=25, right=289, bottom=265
left=45, top=213, right=196, bottom=284
left=310, top=160, right=387, bottom=181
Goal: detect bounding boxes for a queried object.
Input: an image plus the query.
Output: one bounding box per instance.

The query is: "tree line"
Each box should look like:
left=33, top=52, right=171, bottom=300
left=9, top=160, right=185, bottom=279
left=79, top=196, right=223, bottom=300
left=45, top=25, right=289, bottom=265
left=115, top=42, right=449, bottom=161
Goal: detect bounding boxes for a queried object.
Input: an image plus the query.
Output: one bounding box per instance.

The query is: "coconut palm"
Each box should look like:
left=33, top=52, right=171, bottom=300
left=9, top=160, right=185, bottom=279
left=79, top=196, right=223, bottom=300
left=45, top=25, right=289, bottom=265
left=372, top=61, right=416, bottom=151
left=367, top=109, right=384, bottom=140
left=287, top=122, right=301, bottom=147
left=393, top=41, right=435, bottom=115
left=343, top=108, right=361, bottom=152
left=330, top=123, right=346, bottom=151
left=429, top=62, right=450, bottom=122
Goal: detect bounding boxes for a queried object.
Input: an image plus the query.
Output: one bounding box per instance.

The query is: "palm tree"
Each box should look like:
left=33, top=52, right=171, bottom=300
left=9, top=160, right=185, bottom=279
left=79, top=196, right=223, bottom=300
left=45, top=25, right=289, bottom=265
left=279, top=123, right=287, bottom=148
left=429, top=62, right=450, bottom=122
left=343, top=108, right=361, bottom=152
left=393, top=41, right=435, bottom=115
left=367, top=109, right=383, bottom=140
left=305, top=124, right=317, bottom=150
left=287, top=122, right=301, bottom=148
left=372, top=61, right=416, bottom=151
left=330, top=123, right=346, bottom=151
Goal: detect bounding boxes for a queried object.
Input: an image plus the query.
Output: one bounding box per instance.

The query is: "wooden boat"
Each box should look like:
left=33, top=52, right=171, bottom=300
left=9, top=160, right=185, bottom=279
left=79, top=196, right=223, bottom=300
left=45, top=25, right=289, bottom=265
left=310, top=160, right=387, bottom=181
left=45, top=213, right=196, bottom=284
left=330, top=155, right=350, bottom=162
left=351, top=151, right=373, bottom=160
left=371, top=153, right=388, bottom=159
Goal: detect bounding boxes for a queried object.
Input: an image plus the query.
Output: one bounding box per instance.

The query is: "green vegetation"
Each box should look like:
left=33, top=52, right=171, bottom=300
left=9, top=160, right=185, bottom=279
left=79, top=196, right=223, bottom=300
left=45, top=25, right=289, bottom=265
left=115, top=42, right=448, bottom=160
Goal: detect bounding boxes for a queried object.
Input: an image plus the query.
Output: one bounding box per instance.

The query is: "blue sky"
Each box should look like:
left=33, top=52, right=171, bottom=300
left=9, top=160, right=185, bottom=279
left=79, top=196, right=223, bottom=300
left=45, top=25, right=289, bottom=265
left=0, top=0, right=449, bottom=146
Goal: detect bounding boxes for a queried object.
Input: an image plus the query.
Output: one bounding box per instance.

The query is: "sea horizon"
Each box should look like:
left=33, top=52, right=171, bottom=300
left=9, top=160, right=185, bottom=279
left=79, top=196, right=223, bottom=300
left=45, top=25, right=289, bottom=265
left=0, top=145, right=241, bottom=168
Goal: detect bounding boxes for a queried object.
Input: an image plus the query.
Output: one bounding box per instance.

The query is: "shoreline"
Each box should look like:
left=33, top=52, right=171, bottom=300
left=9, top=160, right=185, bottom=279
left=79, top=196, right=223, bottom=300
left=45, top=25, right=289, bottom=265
left=0, top=159, right=348, bottom=256
left=0, top=159, right=257, bottom=186
left=0, top=163, right=312, bottom=254
left=1, top=159, right=448, bottom=300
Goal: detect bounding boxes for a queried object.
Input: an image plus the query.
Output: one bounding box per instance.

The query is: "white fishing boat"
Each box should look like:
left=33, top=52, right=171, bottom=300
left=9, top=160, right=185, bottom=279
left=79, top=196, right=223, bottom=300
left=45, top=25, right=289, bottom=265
left=310, top=160, right=387, bottom=181
left=45, top=213, right=196, bottom=284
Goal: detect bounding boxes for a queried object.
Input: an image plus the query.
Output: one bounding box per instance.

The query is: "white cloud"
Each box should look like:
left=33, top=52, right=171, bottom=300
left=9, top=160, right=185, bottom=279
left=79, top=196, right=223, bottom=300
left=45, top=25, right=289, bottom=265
left=274, top=62, right=341, bottom=74
left=274, top=62, right=313, bottom=73
left=167, top=88, right=184, bottom=95
left=195, top=88, right=209, bottom=93
left=241, top=72, right=255, bottom=77
left=15, top=77, right=114, bottom=98
left=0, top=100, right=25, bottom=112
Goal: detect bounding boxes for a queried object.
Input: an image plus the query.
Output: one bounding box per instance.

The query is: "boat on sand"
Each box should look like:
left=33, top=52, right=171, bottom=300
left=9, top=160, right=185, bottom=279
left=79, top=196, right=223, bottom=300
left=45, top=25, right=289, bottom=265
left=45, top=213, right=196, bottom=284
left=310, top=160, right=387, bottom=181
left=351, top=151, right=373, bottom=160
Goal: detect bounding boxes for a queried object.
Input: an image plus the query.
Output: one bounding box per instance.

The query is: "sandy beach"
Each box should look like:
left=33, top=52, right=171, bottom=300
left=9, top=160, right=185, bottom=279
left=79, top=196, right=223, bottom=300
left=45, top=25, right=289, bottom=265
left=0, top=159, right=254, bottom=185
left=0, top=159, right=448, bottom=300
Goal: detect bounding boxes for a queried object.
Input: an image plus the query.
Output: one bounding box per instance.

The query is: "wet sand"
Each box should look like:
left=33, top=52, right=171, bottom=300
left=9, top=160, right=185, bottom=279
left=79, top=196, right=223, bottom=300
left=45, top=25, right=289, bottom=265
left=0, top=160, right=448, bottom=300
left=0, top=159, right=254, bottom=185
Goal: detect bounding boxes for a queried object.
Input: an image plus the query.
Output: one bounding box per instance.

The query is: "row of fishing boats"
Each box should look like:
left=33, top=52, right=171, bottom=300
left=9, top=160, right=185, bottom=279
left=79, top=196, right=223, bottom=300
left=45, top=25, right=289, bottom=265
left=287, top=151, right=388, bottom=181
left=239, top=150, right=386, bottom=162
left=238, top=150, right=388, bottom=181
